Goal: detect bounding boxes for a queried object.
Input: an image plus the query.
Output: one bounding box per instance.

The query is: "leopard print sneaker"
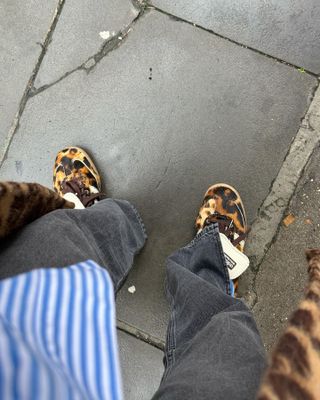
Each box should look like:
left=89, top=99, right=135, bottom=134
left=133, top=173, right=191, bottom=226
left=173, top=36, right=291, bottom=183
left=195, top=183, right=247, bottom=252
left=53, top=147, right=105, bottom=208
left=195, top=183, right=249, bottom=294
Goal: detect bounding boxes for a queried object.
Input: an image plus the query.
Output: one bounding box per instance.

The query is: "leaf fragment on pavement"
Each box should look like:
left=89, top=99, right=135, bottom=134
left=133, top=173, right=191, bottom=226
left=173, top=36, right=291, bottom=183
left=283, top=214, right=295, bottom=227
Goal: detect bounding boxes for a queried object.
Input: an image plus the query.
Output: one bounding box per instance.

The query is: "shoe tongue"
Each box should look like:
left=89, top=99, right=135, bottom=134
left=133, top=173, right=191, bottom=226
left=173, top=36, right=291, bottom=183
left=205, top=213, right=238, bottom=243
left=205, top=213, right=232, bottom=229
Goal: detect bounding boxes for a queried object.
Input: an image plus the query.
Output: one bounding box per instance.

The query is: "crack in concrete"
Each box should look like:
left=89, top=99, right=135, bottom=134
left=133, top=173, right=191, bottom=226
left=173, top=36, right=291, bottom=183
left=151, top=4, right=319, bottom=78
left=117, top=318, right=165, bottom=351
left=0, top=0, right=66, bottom=169
left=29, top=0, right=320, bottom=100
left=240, top=82, right=320, bottom=309
left=131, top=0, right=149, bottom=10
left=155, top=157, right=171, bottom=190
left=32, top=2, right=148, bottom=97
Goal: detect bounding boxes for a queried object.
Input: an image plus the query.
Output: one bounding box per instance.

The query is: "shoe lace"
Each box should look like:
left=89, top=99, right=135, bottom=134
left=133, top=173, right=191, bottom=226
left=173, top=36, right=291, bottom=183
left=203, top=212, right=249, bottom=247
left=62, top=178, right=106, bottom=207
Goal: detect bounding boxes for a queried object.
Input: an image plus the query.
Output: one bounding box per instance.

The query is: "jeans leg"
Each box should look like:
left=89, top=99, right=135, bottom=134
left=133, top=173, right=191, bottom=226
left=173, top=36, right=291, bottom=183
left=0, top=199, right=147, bottom=291
left=152, top=223, right=266, bottom=400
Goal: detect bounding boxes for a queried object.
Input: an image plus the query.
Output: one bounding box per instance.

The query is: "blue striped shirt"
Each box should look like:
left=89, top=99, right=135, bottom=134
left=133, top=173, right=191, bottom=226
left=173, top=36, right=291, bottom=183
left=0, top=261, right=122, bottom=400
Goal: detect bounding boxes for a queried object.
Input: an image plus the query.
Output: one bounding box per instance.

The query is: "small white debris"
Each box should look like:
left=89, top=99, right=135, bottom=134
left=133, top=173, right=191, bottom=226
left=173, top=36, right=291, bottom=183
left=99, top=31, right=111, bottom=40
left=128, top=285, right=136, bottom=294
left=311, top=179, right=314, bottom=182
left=118, top=36, right=123, bottom=40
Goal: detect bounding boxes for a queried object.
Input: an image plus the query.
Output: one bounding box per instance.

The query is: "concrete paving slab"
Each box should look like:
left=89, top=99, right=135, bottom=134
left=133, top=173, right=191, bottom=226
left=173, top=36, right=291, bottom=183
left=118, top=331, right=163, bottom=400
left=0, top=11, right=316, bottom=340
left=35, top=0, right=139, bottom=87
left=152, top=0, right=320, bottom=74
left=253, top=148, right=320, bottom=352
left=0, top=0, right=56, bottom=147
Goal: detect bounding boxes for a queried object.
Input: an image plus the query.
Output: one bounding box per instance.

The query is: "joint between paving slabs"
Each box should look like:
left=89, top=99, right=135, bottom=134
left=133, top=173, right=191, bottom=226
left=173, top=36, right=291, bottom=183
left=245, top=140, right=320, bottom=310
left=150, top=4, right=320, bottom=78
left=117, top=319, right=165, bottom=351
left=26, top=1, right=320, bottom=99
left=0, top=0, right=66, bottom=169
left=0, top=0, right=149, bottom=169
left=32, top=3, right=148, bottom=97
left=241, top=83, right=320, bottom=309
left=131, top=0, right=149, bottom=11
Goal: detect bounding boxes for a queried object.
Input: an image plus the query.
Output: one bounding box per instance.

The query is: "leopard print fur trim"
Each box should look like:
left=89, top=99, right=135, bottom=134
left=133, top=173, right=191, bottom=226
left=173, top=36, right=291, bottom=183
left=0, top=181, right=74, bottom=239
left=257, top=249, right=320, bottom=400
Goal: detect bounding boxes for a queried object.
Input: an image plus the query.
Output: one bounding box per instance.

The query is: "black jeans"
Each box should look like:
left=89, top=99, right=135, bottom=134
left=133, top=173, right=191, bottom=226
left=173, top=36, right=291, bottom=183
left=0, top=199, right=266, bottom=399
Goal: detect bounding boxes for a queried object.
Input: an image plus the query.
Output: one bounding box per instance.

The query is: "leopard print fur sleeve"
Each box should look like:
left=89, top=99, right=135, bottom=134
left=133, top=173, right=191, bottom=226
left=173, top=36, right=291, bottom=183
left=257, top=249, right=320, bottom=400
left=0, top=181, right=74, bottom=239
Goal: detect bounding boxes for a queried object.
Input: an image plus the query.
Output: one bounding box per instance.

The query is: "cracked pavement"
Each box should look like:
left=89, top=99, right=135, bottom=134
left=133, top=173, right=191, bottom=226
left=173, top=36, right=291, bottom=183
left=1, top=0, right=320, bottom=398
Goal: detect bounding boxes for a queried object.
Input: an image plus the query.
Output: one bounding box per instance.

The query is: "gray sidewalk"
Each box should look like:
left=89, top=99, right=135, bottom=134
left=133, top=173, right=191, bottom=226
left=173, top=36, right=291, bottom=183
left=1, top=1, right=320, bottom=398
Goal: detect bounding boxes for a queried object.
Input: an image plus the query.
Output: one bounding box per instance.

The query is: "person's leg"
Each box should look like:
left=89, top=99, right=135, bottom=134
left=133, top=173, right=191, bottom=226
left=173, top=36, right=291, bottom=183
left=153, top=185, right=266, bottom=400
left=0, top=198, right=145, bottom=400
left=153, top=224, right=265, bottom=400
left=0, top=198, right=146, bottom=290
left=0, top=145, right=147, bottom=291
